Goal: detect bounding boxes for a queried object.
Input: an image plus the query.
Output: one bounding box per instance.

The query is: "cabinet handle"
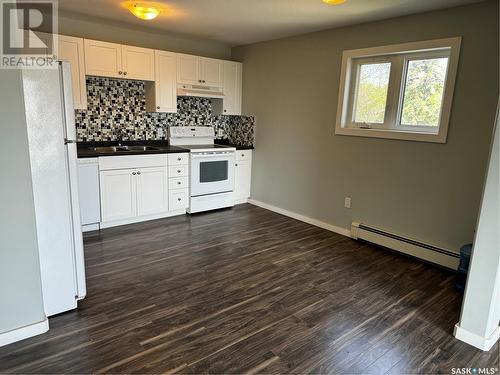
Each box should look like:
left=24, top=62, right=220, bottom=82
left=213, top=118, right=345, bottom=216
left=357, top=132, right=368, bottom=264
left=178, top=198, right=182, bottom=201
left=177, top=157, right=182, bottom=161
left=177, top=182, right=181, bottom=185
left=123, top=72, right=127, bottom=76
left=224, top=109, right=227, bottom=113
left=235, top=163, right=238, bottom=167
left=137, top=171, right=141, bottom=175
left=202, top=80, right=206, bottom=83
left=177, top=170, right=181, bottom=173
left=157, top=106, right=160, bottom=110
left=132, top=172, right=136, bottom=175
left=118, top=71, right=123, bottom=75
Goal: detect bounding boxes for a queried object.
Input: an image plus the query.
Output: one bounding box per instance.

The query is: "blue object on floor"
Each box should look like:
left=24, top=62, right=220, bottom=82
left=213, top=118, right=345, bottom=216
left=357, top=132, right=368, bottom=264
left=456, top=243, right=472, bottom=293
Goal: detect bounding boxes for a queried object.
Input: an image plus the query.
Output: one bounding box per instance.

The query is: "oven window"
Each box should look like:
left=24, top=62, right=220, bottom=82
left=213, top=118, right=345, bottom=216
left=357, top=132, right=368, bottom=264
left=200, top=161, right=228, bottom=183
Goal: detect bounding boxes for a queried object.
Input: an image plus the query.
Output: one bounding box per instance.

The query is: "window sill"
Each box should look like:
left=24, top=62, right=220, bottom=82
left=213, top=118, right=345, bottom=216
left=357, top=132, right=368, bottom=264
left=335, top=126, right=447, bottom=143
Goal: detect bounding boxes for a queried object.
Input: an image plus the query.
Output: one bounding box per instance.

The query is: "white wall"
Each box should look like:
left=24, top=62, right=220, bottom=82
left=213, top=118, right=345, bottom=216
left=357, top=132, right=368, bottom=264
left=456, top=99, right=500, bottom=351
left=0, top=70, right=47, bottom=341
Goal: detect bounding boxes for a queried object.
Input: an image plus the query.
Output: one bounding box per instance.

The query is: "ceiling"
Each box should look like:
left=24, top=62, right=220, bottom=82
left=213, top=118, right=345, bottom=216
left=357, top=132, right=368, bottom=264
left=58, top=0, right=485, bottom=46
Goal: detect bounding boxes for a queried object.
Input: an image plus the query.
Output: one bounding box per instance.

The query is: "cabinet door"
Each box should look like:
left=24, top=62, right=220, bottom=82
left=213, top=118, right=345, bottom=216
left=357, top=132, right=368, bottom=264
left=234, top=160, right=252, bottom=201
left=58, top=35, right=87, bottom=109
left=177, top=53, right=199, bottom=85
left=84, top=39, right=122, bottom=78
left=154, top=50, right=177, bottom=112
left=100, top=169, right=136, bottom=222
left=200, top=57, right=223, bottom=87
left=136, top=167, right=168, bottom=216
left=223, top=61, right=242, bottom=115
left=77, top=161, right=101, bottom=225
left=122, top=45, right=154, bottom=81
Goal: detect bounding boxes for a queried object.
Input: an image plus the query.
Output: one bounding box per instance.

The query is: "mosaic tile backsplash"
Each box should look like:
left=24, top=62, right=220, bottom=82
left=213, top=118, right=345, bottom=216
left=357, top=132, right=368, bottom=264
left=75, top=77, right=255, bottom=146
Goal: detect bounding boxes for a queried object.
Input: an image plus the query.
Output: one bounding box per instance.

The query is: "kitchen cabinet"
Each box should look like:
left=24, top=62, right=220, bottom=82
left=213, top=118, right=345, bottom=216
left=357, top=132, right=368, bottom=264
left=58, top=35, right=87, bottom=109
left=84, top=39, right=122, bottom=78
left=177, top=54, right=200, bottom=85
left=84, top=39, right=154, bottom=81
left=177, top=54, right=223, bottom=88
left=98, top=154, right=187, bottom=227
left=200, top=57, right=224, bottom=87
left=136, top=167, right=168, bottom=216
left=223, top=61, right=242, bottom=115
left=167, top=153, right=189, bottom=211
left=122, top=45, right=155, bottom=81
left=77, top=158, right=100, bottom=231
left=100, top=169, right=137, bottom=223
left=145, top=50, right=177, bottom=113
left=234, top=150, right=252, bottom=203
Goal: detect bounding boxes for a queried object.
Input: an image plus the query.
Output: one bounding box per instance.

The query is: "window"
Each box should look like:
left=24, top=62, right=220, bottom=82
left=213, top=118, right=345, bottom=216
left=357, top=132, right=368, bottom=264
left=336, top=38, right=461, bottom=143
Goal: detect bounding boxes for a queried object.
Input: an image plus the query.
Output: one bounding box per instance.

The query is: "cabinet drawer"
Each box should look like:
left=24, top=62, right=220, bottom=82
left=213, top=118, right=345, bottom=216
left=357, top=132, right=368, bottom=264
left=169, top=189, right=189, bottom=211
left=168, top=165, right=188, bottom=177
left=168, top=177, right=189, bottom=190
left=168, top=153, right=189, bottom=165
left=99, top=154, right=167, bottom=171
left=236, top=150, right=252, bottom=161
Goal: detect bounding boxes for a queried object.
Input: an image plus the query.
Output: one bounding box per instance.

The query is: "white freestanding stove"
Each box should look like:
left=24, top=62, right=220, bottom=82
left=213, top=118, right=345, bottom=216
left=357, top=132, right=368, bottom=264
left=169, top=127, right=236, bottom=213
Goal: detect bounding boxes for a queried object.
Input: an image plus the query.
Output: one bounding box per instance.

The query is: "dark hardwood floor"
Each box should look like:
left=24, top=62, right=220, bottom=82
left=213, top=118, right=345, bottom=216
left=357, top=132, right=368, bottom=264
left=0, top=204, right=498, bottom=374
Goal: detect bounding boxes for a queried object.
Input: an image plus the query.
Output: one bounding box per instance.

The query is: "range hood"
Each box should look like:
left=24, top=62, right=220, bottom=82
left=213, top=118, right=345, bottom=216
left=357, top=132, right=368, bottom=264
left=177, top=84, right=225, bottom=99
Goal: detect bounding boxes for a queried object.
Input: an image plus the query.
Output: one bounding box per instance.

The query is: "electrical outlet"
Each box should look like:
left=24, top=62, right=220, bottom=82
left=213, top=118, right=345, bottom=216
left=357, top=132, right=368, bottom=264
left=344, top=197, right=352, bottom=209
left=157, top=128, right=164, bottom=139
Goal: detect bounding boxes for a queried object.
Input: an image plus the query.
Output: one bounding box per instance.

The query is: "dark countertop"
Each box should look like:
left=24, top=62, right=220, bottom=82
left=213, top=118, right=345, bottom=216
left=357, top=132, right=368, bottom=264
left=77, top=140, right=254, bottom=158
left=77, top=141, right=187, bottom=158
left=215, top=140, right=255, bottom=150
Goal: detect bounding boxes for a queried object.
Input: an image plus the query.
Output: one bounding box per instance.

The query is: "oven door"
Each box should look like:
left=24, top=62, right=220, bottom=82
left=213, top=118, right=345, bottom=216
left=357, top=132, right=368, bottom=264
left=191, top=152, right=235, bottom=197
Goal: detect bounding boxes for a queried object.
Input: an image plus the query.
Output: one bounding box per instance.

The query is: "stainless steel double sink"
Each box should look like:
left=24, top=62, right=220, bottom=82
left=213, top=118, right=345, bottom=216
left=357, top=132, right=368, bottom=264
left=92, top=145, right=161, bottom=153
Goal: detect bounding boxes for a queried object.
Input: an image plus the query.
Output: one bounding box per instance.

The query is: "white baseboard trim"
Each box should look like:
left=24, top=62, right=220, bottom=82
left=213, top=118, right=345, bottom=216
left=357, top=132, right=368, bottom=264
left=248, top=199, right=351, bottom=238
left=234, top=198, right=249, bottom=205
left=454, top=323, right=500, bottom=351
left=0, top=319, right=49, bottom=347
left=100, top=209, right=186, bottom=229
left=82, top=223, right=100, bottom=232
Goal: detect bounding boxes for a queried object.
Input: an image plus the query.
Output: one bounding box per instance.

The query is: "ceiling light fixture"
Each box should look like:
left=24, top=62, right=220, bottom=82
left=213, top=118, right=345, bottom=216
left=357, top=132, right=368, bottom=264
left=323, top=0, right=346, bottom=5
left=127, top=2, right=160, bottom=20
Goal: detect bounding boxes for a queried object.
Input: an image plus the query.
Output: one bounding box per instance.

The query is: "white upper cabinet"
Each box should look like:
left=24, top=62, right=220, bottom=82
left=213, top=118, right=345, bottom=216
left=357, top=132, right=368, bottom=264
left=177, top=53, right=200, bottom=85
left=200, top=57, right=223, bottom=87
left=223, top=61, right=242, bottom=115
left=145, top=50, right=177, bottom=113
left=58, top=35, right=87, bottom=109
left=177, top=54, right=223, bottom=87
left=84, top=39, right=154, bottom=81
left=84, top=39, right=122, bottom=78
left=122, top=45, right=154, bottom=81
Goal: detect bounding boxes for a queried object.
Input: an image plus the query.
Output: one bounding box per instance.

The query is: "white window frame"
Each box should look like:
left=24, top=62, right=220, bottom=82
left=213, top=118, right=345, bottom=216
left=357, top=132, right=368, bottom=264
left=335, top=37, right=461, bottom=143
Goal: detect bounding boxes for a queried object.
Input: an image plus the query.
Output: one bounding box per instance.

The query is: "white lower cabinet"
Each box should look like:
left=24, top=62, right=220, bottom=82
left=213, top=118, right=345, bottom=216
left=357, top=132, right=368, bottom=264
left=169, top=189, right=189, bottom=211
left=100, top=169, right=137, bottom=223
left=136, top=167, right=168, bottom=216
left=167, top=153, right=190, bottom=211
left=77, top=158, right=101, bottom=231
left=234, top=150, right=252, bottom=203
left=97, top=154, right=189, bottom=228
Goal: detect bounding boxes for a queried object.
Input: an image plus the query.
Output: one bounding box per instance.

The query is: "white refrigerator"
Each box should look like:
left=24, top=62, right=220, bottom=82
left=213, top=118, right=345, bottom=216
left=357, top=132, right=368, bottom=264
left=22, top=61, right=86, bottom=316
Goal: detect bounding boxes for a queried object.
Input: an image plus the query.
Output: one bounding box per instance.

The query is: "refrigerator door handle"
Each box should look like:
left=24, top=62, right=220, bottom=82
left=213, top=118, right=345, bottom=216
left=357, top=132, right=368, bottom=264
left=64, top=138, right=76, bottom=145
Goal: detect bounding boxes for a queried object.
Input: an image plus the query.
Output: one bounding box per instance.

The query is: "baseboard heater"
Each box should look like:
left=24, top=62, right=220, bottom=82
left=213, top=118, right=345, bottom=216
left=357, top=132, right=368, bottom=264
left=351, top=222, right=460, bottom=270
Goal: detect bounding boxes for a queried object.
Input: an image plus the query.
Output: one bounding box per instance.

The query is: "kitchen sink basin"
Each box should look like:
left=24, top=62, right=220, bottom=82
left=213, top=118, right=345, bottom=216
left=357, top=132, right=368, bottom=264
left=92, top=145, right=161, bottom=153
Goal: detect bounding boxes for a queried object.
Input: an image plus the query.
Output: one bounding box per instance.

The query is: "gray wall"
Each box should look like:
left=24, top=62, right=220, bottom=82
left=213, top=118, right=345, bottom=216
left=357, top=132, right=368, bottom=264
left=232, top=0, right=499, bottom=252
left=50, top=12, right=231, bottom=59
left=0, top=71, right=46, bottom=334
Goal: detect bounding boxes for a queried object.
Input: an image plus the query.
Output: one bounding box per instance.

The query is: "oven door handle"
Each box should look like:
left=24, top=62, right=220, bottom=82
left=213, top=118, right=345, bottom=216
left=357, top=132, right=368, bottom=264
left=191, top=153, right=235, bottom=159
